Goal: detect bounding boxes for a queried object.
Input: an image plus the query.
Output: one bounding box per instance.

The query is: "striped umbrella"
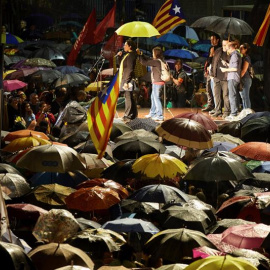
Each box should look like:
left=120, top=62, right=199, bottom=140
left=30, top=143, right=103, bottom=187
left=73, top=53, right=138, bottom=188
left=1, top=33, right=23, bottom=45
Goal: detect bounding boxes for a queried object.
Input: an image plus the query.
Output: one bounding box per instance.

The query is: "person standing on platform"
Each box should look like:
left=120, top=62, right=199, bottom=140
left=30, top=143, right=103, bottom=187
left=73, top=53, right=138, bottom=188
left=220, top=41, right=242, bottom=120
left=116, top=39, right=138, bottom=123
left=137, top=46, right=165, bottom=121
left=239, top=43, right=252, bottom=109
left=210, top=39, right=231, bottom=118
left=202, top=34, right=221, bottom=112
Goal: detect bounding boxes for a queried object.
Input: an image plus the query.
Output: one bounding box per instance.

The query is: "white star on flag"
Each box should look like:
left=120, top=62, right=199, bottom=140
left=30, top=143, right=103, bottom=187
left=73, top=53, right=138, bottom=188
left=173, top=5, right=181, bottom=14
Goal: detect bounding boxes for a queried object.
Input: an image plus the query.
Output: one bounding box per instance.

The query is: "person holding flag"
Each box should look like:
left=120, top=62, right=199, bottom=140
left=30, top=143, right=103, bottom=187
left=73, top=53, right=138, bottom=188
left=116, top=39, right=138, bottom=123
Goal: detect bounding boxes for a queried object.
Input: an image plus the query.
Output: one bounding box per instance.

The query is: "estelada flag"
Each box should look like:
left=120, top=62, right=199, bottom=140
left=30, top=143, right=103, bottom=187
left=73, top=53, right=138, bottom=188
left=253, top=4, right=270, bottom=46
left=152, top=0, right=186, bottom=36
left=87, top=73, right=119, bottom=158
left=67, top=8, right=96, bottom=66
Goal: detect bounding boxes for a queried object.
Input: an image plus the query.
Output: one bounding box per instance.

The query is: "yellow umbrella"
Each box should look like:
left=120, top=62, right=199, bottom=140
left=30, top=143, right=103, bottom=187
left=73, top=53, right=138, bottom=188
left=115, top=21, right=160, bottom=38
left=3, top=70, right=16, bottom=79
left=3, top=136, right=50, bottom=152
left=85, top=81, right=110, bottom=92
left=132, top=153, right=187, bottom=180
left=185, top=255, right=257, bottom=270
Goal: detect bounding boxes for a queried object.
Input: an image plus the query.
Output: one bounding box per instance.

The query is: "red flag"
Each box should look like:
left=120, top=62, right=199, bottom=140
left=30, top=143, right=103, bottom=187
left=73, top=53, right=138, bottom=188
left=102, top=33, right=123, bottom=67
left=93, top=3, right=116, bottom=44
left=67, top=9, right=96, bottom=66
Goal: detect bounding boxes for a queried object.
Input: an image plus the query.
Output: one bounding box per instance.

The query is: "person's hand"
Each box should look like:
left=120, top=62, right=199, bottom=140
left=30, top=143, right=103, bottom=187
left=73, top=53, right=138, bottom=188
left=136, top=48, right=141, bottom=55
left=221, top=59, right=228, bottom=66
left=117, top=51, right=123, bottom=57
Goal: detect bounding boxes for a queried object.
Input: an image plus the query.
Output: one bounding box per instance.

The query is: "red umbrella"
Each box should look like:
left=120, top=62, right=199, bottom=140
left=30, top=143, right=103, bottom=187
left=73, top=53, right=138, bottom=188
left=230, top=142, right=270, bottom=161
left=65, top=186, right=121, bottom=212
left=174, top=112, right=218, bottom=131
left=4, top=130, right=50, bottom=141
left=7, top=203, right=48, bottom=221
left=3, top=79, right=27, bottom=91
left=76, top=178, right=129, bottom=199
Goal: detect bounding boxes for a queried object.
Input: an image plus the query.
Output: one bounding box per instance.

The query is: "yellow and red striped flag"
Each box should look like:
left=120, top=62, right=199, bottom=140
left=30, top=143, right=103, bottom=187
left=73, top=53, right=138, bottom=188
left=253, top=4, right=270, bottom=46
left=152, top=0, right=186, bottom=36
left=87, top=73, right=119, bottom=158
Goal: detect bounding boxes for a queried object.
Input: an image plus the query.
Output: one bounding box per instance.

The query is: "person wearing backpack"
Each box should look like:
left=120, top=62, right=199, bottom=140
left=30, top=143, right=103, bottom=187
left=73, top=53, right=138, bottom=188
left=239, top=43, right=252, bottom=109
left=137, top=46, right=167, bottom=121
left=171, top=59, right=188, bottom=108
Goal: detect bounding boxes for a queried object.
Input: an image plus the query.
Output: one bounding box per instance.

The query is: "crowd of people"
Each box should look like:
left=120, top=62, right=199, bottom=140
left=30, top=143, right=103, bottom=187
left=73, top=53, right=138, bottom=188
left=202, top=34, right=253, bottom=121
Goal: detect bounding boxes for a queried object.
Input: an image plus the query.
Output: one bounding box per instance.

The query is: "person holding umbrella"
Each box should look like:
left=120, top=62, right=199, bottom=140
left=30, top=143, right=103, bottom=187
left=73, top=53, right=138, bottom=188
left=116, top=39, right=138, bottom=123
left=137, top=46, right=165, bottom=121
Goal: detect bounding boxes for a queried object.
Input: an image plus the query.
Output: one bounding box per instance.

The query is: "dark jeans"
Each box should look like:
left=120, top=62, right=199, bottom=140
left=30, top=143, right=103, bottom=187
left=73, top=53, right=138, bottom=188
left=124, top=91, right=137, bottom=120
left=213, top=78, right=230, bottom=114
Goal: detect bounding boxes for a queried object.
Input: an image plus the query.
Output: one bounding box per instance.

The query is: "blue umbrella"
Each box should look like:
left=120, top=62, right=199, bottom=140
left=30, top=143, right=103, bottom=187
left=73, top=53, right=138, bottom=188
left=171, top=25, right=199, bottom=41
left=164, top=49, right=198, bottom=60
left=192, top=43, right=211, bottom=53
left=253, top=161, right=270, bottom=173
left=208, top=141, right=237, bottom=152
left=55, top=65, right=86, bottom=75
left=102, top=218, right=160, bottom=234
left=156, top=33, right=189, bottom=47
left=29, top=171, right=88, bottom=188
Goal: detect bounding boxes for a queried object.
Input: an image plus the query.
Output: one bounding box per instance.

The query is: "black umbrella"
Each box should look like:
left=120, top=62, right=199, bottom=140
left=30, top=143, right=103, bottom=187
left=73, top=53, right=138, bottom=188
left=112, top=137, right=166, bottom=160
left=241, top=116, right=270, bottom=143
left=76, top=217, right=101, bottom=231
left=206, top=17, right=253, bottom=36
left=160, top=205, right=210, bottom=233
left=144, top=228, right=216, bottom=263
left=128, top=184, right=189, bottom=204
left=0, top=163, right=22, bottom=175
left=29, top=69, right=62, bottom=84
left=29, top=46, right=66, bottom=61
left=126, top=117, right=159, bottom=132
left=60, top=131, right=90, bottom=147
left=184, top=155, right=254, bottom=183
left=110, top=121, right=133, bottom=141
left=55, top=73, right=90, bottom=88
left=217, top=121, right=242, bottom=138
left=0, top=241, right=36, bottom=270
left=239, top=111, right=270, bottom=125
left=121, top=199, right=159, bottom=215
left=101, top=159, right=135, bottom=185
left=191, top=16, right=221, bottom=28
left=200, top=150, right=244, bottom=162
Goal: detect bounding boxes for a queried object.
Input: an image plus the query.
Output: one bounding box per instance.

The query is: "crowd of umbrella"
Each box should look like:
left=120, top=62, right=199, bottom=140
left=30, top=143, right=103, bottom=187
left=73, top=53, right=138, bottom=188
left=1, top=107, right=270, bottom=270
left=1, top=14, right=269, bottom=270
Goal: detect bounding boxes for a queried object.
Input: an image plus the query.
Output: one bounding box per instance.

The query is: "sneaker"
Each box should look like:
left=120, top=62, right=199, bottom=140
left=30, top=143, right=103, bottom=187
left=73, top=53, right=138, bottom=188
left=152, top=116, right=164, bottom=121
left=209, top=110, right=216, bottom=115
left=225, top=115, right=237, bottom=121
left=145, top=114, right=153, bottom=118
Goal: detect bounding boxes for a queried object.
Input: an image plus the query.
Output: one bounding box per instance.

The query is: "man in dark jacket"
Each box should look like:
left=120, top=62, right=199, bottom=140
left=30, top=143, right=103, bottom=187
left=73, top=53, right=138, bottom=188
left=210, top=40, right=231, bottom=118
left=116, top=39, right=138, bottom=123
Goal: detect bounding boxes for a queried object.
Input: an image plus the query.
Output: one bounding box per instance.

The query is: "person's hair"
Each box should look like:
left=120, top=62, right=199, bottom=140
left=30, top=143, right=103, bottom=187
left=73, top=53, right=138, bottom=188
left=211, top=33, right=220, bottom=41
left=38, top=101, right=46, bottom=109
left=21, top=101, right=31, bottom=116
left=240, top=43, right=251, bottom=54
left=175, top=59, right=183, bottom=66
left=228, top=41, right=238, bottom=49
left=125, top=39, right=136, bottom=51
left=76, top=90, right=87, bottom=99
left=30, top=93, right=38, bottom=100
left=152, top=47, right=164, bottom=60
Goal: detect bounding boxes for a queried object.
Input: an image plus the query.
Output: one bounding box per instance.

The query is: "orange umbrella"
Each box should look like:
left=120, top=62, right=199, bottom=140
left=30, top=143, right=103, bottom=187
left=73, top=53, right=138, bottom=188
left=231, top=142, right=270, bottom=161
left=4, top=130, right=49, bottom=141
left=65, top=186, right=121, bottom=212
left=76, top=178, right=129, bottom=199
